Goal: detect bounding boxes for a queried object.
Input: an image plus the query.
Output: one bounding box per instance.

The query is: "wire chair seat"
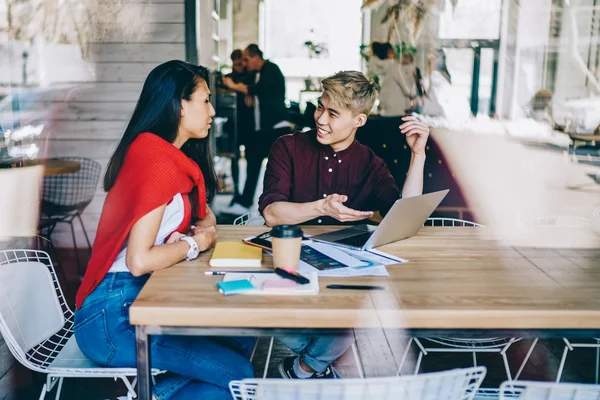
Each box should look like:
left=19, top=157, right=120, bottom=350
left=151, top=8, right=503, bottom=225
left=41, top=157, right=101, bottom=208
left=425, top=218, right=483, bottom=227
left=423, top=337, right=520, bottom=349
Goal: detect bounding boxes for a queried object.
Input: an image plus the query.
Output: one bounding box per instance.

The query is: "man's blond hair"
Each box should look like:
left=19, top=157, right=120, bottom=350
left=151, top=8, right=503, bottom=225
left=321, top=71, right=379, bottom=115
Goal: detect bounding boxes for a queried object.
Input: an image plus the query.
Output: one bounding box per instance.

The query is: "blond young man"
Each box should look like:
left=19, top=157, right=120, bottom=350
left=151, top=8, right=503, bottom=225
left=260, top=70, right=430, bottom=227
left=260, top=71, right=430, bottom=379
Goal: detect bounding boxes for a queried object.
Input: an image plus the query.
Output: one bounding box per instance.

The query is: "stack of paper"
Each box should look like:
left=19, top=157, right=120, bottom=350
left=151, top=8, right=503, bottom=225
left=296, top=242, right=403, bottom=277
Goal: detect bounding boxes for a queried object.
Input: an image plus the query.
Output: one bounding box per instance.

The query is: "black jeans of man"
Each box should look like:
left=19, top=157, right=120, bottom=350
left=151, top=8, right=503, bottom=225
left=237, top=126, right=291, bottom=208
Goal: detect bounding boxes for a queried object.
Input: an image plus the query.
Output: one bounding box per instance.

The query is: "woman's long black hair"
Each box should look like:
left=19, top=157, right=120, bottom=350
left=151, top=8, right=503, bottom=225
left=103, top=60, right=217, bottom=203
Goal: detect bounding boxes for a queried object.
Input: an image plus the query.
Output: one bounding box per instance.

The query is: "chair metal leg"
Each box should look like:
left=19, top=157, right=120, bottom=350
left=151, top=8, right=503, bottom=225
left=501, top=351, right=512, bottom=382
left=414, top=350, right=423, bottom=375
left=54, top=377, right=64, bottom=400
left=515, top=338, right=538, bottom=380
left=76, top=212, right=92, bottom=249
left=396, top=338, right=413, bottom=376
left=121, top=376, right=137, bottom=398
left=556, top=345, right=570, bottom=383
left=249, top=338, right=259, bottom=362
left=596, top=339, right=599, bottom=385
left=263, top=337, right=274, bottom=379
left=67, top=220, right=83, bottom=276
left=38, top=384, right=48, bottom=400
left=472, top=352, right=477, bottom=367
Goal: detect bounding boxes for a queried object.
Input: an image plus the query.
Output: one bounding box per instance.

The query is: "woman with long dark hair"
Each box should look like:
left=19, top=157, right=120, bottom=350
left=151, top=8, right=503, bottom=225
left=74, top=60, right=254, bottom=399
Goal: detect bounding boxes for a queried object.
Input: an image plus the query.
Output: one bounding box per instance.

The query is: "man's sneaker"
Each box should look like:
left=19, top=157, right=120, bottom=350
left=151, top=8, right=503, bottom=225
left=220, top=202, right=250, bottom=216
left=278, top=356, right=301, bottom=379
left=278, top=356, right=338, bottom=379
left=312, top=364, right=338, bottom=379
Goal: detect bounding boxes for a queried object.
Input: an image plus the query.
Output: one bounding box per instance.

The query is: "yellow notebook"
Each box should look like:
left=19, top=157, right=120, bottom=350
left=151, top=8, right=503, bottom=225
left=209, top=242, right=263, bottom=267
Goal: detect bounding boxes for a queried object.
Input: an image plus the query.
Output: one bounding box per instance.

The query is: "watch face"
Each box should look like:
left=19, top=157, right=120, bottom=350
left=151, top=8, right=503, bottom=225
left=181, top=236, right=199, bottom=259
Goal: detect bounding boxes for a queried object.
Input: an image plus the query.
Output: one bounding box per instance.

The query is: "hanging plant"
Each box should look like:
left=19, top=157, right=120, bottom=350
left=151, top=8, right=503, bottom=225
left=4, top=0, right=151, bottom=59
left=362, top=0, right=438, bottom=46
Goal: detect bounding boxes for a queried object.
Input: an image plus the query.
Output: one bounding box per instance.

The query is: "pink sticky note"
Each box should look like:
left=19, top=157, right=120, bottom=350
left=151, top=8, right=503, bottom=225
left=262, top=279, right=297, bottom=290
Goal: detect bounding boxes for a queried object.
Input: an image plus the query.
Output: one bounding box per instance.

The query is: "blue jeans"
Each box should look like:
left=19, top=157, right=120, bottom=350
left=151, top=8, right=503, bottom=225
left=74, top=273, right=255, bottom=400
left=277, top=331, right=355, bottom=373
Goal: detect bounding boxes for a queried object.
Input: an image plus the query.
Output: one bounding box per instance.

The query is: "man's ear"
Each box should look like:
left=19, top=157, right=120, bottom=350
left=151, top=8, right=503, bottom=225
left=355, top=113, right=367, bottom=128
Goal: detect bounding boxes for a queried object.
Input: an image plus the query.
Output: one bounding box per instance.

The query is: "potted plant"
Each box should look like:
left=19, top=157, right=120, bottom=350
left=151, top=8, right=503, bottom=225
left=303, top=39, right=328, bottom=90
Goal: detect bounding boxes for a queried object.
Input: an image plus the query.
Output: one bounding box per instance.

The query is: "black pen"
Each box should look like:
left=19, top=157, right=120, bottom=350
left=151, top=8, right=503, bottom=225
left=274, top=268, right=310, bottom=285
left=327, top=284, right=385, bottom=291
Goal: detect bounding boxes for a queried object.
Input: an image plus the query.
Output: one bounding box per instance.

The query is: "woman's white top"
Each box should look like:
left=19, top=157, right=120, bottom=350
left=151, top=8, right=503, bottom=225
left=108, top=193, right=185, bottom=273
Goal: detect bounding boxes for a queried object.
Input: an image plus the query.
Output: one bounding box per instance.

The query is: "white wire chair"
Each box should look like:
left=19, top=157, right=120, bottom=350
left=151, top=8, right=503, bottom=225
left=233, top=211, right=266, bottom=226
left=0, top=249, right=162, bottom=400
left=500, top=380, right=600, bottom=399
left=231, top=366, right=486, bottom=400
left=398, top=219, right=538, bottom=390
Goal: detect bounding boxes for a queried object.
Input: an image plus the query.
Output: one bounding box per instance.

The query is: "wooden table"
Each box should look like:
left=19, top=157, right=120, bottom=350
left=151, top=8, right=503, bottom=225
left=130, top=225, right=600, bottom=399
left=568, top=133, right=600, bottom=144
left=28, top=159, right=80, bottom=176
left=567, top=132, right=600, bottom=160
left=1, top=158, right=80, bottom=176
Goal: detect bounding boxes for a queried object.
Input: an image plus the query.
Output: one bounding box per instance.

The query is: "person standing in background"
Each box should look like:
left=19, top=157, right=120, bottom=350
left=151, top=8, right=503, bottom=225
left=370, top=43, right=422, bottom=116
left=222, top=44, right=291, bottom=216
left=225, top=49, right=255, bottom=205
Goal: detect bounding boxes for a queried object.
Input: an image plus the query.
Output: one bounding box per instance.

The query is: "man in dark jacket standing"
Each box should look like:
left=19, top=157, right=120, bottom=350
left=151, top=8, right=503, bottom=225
left=222, top=44, right=291, bottom=215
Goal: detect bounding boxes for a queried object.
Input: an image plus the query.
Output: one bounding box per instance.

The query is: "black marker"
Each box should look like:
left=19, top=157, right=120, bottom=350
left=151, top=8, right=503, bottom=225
left=327, top=284, right=385, bottom=290
left=274, top=268, right=310, bottom=285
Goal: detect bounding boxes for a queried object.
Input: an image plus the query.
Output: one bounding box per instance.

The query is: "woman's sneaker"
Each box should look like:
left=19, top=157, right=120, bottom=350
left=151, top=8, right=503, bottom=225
left=278, top=356, right=338, bottom=379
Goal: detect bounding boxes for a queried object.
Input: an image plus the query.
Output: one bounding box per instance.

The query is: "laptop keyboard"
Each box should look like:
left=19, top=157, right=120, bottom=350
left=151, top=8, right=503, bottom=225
left=335, top=232, right=372, bottom=248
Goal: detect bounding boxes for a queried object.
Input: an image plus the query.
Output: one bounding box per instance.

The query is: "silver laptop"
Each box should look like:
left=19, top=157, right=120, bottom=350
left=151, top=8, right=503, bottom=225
left=310, top=189, right=449, bottom=251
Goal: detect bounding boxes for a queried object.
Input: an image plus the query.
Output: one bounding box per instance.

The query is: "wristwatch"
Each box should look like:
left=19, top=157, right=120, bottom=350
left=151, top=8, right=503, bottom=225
left=179, top=236, right=200, bottom=260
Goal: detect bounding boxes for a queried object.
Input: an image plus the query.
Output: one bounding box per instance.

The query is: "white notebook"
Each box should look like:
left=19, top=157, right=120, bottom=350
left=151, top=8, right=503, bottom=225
left=222, top=271, right=319, bottom=296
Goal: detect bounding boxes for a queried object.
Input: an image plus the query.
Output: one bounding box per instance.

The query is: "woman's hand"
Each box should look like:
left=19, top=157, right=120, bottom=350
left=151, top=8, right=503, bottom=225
left=166, top=231, right=185, bottom=244
left=191, top=225, right=217, bottom=252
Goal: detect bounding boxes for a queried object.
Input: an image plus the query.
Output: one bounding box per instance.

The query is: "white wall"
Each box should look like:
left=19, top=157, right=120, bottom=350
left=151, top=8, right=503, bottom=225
left=35, top=0, right=187, bottom=247
left=232, top=0, right=260, bottom=50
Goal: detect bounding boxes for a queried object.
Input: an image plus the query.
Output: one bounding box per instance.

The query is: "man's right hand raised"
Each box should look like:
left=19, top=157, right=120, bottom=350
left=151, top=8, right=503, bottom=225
left=318, top=194, right=374, bottom=223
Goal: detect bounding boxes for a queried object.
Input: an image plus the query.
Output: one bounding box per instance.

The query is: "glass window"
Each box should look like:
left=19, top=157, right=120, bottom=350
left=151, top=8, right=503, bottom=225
left=439, top=0, right=502, bottom=39
left=263, top=0, right=363, bottom=102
